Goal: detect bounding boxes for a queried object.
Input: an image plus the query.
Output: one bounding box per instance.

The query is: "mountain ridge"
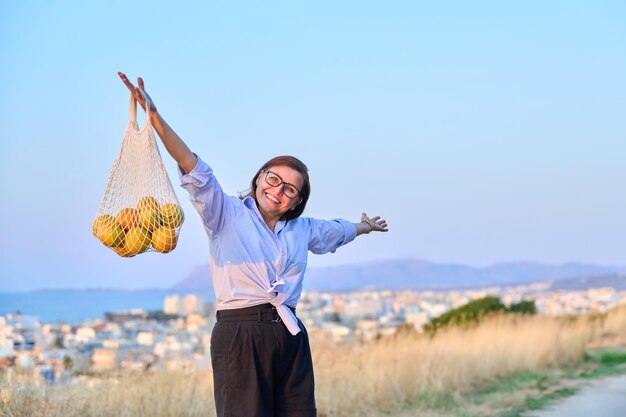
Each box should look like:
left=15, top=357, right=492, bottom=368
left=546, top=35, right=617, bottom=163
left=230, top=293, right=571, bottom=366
left=172, top=258, right=626, bottom=292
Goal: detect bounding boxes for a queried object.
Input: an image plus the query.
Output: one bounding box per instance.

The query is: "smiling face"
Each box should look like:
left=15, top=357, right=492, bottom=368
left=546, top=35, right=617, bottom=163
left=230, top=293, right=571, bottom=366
left=255, top=165, right=304, bottom=222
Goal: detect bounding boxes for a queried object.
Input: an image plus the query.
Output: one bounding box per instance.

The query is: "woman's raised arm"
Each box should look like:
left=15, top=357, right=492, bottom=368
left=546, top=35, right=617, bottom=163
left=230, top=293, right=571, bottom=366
left=118, top=72, right=197, bottom=174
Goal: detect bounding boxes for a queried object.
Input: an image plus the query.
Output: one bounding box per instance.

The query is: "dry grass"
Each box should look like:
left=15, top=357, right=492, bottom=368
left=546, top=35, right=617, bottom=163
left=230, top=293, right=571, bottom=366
left=0, top=371, right=214, bottom=417
left=2, top=304, right=625, bottom=417
left=313, top=312, right=596, bottom=417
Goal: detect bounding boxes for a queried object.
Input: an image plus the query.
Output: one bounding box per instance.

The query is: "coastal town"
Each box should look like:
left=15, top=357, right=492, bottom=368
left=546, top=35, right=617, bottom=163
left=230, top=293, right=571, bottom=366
left=1, top=284, right=624, bottom=383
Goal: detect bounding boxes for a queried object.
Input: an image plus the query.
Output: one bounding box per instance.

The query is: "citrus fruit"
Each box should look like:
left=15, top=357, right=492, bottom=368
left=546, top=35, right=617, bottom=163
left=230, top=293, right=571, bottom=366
left=139, top=206, right=162, bottom=232
left=124, top=227, right=152, bottom=255
left=99, top=221, right=125, bottom=247
left=137, top=196, right=160, bottom=212
left=160, top=203, right=184, bottom=228
left=152, top=226, right=178, bottom=253
left=115, top=208, right=140, bottom=231
left=113, top=242, right=135, bottom=258
left=92, top=214, right=115, bottom=237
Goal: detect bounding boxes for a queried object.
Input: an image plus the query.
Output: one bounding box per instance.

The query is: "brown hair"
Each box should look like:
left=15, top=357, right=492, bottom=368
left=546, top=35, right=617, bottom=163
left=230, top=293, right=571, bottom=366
left=240, top=155, right=311, bottom=221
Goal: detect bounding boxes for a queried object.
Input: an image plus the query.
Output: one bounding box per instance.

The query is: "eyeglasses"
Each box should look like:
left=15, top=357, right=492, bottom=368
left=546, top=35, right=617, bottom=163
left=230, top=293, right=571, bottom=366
left=262, top=169, right=301, bottom=199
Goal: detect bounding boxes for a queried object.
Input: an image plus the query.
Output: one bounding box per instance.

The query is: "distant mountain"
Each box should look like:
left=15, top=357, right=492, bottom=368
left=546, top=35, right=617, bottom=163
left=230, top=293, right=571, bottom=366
left=171, top=258, right=626, bottom=292
left=173, top=263, right=213, bottom=291
left=546, top=274, right=626, bottom=291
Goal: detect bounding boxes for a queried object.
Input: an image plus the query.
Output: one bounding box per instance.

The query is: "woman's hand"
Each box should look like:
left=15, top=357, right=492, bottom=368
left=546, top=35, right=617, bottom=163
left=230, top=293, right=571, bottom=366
left=358, top=212, right=389, bottom=235
left=118, top=71, right=158, bottom=114
left=116, top=71, right=197, bottom=173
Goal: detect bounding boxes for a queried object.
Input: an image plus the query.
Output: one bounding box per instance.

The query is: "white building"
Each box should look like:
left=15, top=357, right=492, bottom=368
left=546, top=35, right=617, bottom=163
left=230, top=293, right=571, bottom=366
left=405, top=311, right=429, bottom=332
left=164, top=295, right=183, bottom=316
left=136, top=332, right=155, bottom=346
left=91, top=348, right=118, bottom=372
left=183, top=294, right=207, bottom=316
left=164, top=294, right=207, bottom=316
left=75, top=327, right=96, bottom=344
left=0, top=318, right=14, bottom=358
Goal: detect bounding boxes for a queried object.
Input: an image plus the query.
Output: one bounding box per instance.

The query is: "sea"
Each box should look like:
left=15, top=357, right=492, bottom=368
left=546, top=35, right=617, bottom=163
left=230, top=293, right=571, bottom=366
left=0, top=290, right=215, bottom=324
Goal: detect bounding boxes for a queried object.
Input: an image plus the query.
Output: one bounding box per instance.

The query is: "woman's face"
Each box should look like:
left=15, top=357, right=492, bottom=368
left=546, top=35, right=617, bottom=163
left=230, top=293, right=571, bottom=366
left=255, top=165, right=304, bottom=220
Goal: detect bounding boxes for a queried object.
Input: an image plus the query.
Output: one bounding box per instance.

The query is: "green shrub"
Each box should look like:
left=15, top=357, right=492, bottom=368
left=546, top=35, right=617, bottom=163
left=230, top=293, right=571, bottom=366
left=425, top=297, right=537, bottom=332
left=508, top=300, right=537, bottom=315
left=426, top=296, right=505, bottom=331
left=599, top=351, right=626, bottom=366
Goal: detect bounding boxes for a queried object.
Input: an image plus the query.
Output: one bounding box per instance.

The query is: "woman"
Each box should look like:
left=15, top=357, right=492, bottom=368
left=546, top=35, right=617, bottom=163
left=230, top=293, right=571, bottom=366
left=119, top=72, right=388, bottom=417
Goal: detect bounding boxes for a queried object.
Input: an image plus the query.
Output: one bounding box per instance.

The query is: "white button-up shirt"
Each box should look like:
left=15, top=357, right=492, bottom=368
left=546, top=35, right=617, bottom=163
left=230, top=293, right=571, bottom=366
left=179, top=156, right=357, bottom=335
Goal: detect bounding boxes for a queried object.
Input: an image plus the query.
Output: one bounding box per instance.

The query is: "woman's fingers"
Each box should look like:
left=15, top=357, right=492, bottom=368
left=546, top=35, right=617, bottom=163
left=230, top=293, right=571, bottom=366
left=361, top=212, right=389, bottom=232
left=118, top=71, right=136, bottom=93
left=119, top=72, right=143, bottom=103
left=138, top=77, right=146, bottom=90
left=136, top=77, right=157, bottom=112
left=118, top=72, right=157, bottom=114
left=133, top=87, right=146, bottom=111
left=373, top=217, right=388, bottom=232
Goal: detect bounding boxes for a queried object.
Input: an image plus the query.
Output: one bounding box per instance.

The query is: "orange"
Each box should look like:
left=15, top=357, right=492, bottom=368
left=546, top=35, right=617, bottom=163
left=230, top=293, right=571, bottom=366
left=160, top=203, right=184, bottom=228
left=137, top=196, right=160, bottom=212
left=92, top=214, right=115, bottom=237
left=115, top=208, right=140, bottom=231
left=139, top=206, right=162, bottom=232
left=124, top=227, right=152, bottom=255
left=98, top=221, right=125, bottom=248
left=113, top=242, right=135, bottom=258
left=152, top=226, right=178, bottom=253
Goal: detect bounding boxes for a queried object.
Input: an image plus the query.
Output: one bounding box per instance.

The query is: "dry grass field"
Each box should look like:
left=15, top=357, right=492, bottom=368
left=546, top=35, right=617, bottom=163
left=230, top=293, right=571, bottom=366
left=1, top=304, right=625, bottom=417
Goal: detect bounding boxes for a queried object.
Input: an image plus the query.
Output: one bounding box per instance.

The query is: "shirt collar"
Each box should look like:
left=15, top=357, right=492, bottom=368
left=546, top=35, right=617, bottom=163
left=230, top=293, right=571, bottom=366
left=243, top=196, right=287, bottom=234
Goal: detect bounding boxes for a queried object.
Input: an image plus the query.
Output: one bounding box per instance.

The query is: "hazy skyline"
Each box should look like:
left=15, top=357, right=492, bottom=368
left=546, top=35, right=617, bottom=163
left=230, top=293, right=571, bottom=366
left=1, top=1, right=625, bottom=291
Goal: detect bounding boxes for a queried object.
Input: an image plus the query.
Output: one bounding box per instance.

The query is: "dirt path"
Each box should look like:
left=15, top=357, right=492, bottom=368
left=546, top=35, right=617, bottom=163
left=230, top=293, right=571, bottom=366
left=525, top=373, right=626, bottom=417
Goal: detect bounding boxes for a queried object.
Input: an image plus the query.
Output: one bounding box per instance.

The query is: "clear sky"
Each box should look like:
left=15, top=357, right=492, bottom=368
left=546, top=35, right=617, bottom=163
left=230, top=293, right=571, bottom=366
left=1, top=1, right=625, bottom=291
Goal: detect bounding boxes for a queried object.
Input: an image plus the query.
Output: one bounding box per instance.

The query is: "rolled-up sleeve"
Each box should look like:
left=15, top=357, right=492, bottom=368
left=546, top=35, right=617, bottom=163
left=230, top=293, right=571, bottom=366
left=178, top=155, right=235, bottom=237
left=307, top=218, right=357, bottom=254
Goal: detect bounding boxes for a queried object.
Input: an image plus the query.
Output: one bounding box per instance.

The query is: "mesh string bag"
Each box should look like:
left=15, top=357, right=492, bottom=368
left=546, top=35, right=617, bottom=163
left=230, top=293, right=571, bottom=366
left=93, top=93, right=184, bottom=257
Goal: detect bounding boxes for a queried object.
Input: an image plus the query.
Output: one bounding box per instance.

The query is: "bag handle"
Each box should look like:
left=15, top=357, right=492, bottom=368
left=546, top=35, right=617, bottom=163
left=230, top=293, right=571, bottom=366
left=128, top=91, right=151, bottom=132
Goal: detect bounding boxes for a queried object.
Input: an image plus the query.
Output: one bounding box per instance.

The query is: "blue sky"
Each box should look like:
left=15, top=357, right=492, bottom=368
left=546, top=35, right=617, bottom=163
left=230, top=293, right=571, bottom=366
left=1, top=1, right=625, bottom=291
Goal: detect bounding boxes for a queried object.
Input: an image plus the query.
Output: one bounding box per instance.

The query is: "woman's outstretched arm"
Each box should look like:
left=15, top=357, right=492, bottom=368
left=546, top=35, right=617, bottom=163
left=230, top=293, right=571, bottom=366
left=118, top=72, right=197, bottom=173
left=355, top=212, right=389, bottom=236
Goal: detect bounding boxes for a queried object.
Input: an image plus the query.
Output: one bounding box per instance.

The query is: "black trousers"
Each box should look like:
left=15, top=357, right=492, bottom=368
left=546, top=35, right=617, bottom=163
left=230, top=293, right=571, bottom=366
left=211, top=304, right=317, bottom=417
